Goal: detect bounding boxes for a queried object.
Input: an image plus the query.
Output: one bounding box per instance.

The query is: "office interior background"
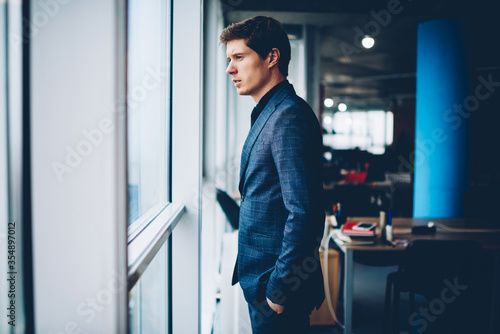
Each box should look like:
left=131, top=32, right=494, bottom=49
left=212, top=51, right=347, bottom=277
left=1, top=0, right=499, bottom=333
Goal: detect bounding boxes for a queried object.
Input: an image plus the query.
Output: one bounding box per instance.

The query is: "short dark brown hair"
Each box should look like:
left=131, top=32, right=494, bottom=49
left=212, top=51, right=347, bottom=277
left=220, top=16, right=291, bottom=77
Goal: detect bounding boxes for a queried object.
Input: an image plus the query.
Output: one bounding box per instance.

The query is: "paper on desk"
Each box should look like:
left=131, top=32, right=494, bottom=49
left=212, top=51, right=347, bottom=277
left=332, top=229, right=376, bottom=245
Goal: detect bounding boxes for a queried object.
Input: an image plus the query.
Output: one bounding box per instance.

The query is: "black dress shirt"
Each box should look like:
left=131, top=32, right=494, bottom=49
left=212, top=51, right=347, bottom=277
left=250, top=80, right=289, bottom=127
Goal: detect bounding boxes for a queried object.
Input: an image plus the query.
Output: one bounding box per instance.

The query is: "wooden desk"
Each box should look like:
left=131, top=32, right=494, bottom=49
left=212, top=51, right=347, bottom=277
left=333, top=217, right=500, bottom=334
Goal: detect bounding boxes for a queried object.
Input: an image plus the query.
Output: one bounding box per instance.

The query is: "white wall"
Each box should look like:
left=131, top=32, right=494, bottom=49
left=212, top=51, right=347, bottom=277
left=31, top=0, right=127, bottom=332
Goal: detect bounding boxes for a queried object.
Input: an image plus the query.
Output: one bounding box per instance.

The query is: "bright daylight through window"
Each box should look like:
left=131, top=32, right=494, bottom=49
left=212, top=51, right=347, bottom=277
left=322, top=111, right=394, bottom=154
left=127, top=0, right=171, bottom=233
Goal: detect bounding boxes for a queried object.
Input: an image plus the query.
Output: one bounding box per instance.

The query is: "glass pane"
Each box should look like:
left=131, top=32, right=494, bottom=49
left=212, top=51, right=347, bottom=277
left=288, top=39, right=306, bottom=99
left=129, top=283, right=141, bottom=334
left=368, top=111, right=386, bottom=147
left=332, top=111, right=352, bottom=135
left=127, top=0, right=170, bottom=225
left=141, top=242, right=168, bottom=333
left=386, top=111, right=394, bottom=145
left=326, top=111, right=394, bottom=154
left=129, top=242, right=169, bottom=334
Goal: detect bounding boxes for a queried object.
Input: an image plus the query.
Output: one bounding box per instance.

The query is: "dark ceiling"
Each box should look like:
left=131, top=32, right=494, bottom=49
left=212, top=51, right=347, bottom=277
left=223, top=0, right=500, bottom=111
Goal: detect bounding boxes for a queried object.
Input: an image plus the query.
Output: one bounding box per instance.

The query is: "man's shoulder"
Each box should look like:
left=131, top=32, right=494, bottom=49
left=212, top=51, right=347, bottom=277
left=275, top=92, right=315, bottom=117
left=266, top=83, right=317, bottom=123
left=282, top=93, right=310, bottom=108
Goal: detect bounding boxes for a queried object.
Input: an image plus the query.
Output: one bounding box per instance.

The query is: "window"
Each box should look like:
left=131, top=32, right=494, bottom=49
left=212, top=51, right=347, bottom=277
left=127, top=0, right=171, bottom=234
left=129, top=242, right=169, bottom=334
left=323, top=110, right=394, bottom=154
left=126, top=1, right=177, bottom=334
left=288, top=32, right=306, bottom=99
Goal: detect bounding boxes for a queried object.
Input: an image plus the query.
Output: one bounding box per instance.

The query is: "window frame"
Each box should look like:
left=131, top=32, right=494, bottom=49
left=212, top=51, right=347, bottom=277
left=125, top=0, right=184, bottom=295
left=126, top=0, right=172, bottom=239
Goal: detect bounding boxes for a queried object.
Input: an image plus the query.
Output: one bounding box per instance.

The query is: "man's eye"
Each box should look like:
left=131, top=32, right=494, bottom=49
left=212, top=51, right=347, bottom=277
left=236, top=56, right=242, bottom=60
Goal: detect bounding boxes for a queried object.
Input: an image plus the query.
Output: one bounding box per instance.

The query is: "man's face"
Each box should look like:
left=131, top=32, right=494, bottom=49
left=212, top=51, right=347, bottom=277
left=226, top=39, right=271, bottom=101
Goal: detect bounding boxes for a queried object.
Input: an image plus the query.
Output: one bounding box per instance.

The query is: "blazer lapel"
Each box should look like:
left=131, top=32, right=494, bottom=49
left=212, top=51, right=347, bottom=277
left=238, top=84, right=295, bottom=194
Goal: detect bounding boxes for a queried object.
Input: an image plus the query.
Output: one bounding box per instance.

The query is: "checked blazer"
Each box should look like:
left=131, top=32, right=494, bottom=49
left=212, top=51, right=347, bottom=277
left=232, top=82, right=326, bottom=311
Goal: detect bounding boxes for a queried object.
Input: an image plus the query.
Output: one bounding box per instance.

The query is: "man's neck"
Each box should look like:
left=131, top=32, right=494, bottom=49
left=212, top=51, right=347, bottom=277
left=252, top=75, right=286, bottom=103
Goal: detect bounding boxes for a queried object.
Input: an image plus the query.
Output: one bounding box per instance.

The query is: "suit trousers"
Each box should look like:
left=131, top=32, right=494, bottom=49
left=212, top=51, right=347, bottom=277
left=247, top=299, right=311, bottom=334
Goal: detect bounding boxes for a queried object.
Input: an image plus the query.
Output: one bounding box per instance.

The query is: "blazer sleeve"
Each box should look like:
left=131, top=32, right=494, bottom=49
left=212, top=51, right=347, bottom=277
left=265, top=100, right=323, bottom=305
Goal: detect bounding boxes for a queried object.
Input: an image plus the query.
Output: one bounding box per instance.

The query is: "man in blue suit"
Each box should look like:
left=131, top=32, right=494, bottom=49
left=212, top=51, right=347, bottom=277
left=221, top=16, right=325, bottom=333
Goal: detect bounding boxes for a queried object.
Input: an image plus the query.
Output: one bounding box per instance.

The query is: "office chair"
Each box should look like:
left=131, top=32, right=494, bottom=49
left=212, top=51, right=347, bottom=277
left=216, top=188, right=239, bottom=230
left=382, top=239, right=486, bottom=334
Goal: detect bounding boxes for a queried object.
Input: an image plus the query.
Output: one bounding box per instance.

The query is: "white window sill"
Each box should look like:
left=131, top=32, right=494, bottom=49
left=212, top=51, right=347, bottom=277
left=127, top=202, right=185, bottom=288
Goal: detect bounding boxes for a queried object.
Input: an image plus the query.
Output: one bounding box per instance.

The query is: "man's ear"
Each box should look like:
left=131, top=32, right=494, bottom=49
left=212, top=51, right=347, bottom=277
left=267, top=48, right=280, bottom=69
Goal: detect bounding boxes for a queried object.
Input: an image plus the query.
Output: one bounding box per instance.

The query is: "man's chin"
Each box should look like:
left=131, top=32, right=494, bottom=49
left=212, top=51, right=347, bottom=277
left=236, top=88, right=249, bottom=96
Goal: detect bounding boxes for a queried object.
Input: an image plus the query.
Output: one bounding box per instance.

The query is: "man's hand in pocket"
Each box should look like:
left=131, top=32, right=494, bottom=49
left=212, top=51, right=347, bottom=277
left=267, top=297, right=285, bottom=314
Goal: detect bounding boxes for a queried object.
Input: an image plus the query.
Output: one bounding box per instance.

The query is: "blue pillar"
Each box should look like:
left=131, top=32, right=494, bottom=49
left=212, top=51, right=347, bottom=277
left=414, top=19, right=470, bottom=218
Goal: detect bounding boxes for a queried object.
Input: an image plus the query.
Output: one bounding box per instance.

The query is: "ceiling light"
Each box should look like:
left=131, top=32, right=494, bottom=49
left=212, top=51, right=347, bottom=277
left=323, top=115, right=332, bottom=125
left=338, top=103, right=347, bottom=112
left=324, top=98, right=334, bottom=108
left=361, top=35, right=375, bottom=49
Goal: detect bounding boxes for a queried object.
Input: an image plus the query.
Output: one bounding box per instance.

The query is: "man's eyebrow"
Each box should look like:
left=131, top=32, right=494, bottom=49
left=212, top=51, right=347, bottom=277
left=227, top=51, right=246, bottom=57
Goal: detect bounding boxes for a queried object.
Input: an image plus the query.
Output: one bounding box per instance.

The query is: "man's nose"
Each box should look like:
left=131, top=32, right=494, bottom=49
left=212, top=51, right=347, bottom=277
left=226, top=62, right=236, bottom=75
